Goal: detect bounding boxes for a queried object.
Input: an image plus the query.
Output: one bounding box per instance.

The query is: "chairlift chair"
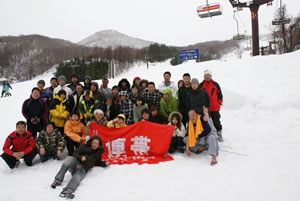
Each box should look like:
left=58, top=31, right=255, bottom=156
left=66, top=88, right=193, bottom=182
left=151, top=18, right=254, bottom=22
left=232, top=10, right=245, bottom=40
left=197, top=1, right=222, bottom=18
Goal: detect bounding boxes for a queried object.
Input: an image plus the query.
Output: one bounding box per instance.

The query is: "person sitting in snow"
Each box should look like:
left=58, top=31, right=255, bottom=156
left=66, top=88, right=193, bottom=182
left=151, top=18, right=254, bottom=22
left=1, top=121, right=37, bottom=169
left=184, top=107, right=219, bottom=166
left=107, top=114, right=127, bottom=128
left=168, top=112, right=186, bottom=153
left=64, top=112, right=87, bottom=156
left=160, top=89, right=178, bottom=119
left=50, top=135, right=109, bottom=199
left=86, top=109, right=108, bottom=135
left=149, top=106, right=168, bottom=125
left=36, top=122, right=64, bottom=162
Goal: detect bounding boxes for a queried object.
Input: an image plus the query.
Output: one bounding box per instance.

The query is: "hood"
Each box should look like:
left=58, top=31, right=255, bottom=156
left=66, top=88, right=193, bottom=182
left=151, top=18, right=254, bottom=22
left=117, top=114, right=126, bottom=122
left=168, top=111, right=183, bottom=122
left=138, top=79, right=149, bottom=88
left=118, top=78, right=131, bottom=90
left=161, top=89, right=173, bottom=100
left=91, top=82, right=99, bottom=90
left=54, top=94, right=67, bottom=103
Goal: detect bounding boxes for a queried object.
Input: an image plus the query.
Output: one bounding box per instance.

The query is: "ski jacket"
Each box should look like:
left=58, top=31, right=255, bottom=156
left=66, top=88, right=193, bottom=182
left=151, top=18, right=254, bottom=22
left=160, top=89, right=178, bottom=118
left=186, top=88, right=210, bottom=115
left=64, top=120, right=86, bottom=143
left=200, top=80, right=223, bottom=111
left=36, top=129, right=64, bottom=151
left=2, top=131, right=35, bottom=156
left=49, top=95, right=69, bottom=128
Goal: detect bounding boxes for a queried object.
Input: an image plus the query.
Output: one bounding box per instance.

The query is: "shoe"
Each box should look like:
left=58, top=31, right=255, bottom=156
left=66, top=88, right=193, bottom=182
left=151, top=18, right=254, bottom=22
left=15, top=160, right=20, bottom=168
left=211, top=160, right=218, bottom=166
left=59, top=189, right=75, bottom=199
left=177, top=146, right=185, bottom=153
left=51, top=180, right=61, bottom=189
left=217, top=131, right=224, bottom=142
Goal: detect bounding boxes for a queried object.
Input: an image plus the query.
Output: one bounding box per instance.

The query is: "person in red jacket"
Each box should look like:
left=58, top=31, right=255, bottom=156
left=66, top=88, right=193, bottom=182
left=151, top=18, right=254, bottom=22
left=200, top=70, right=224, bottom=142
left=1, top=121, right=37, bottom=169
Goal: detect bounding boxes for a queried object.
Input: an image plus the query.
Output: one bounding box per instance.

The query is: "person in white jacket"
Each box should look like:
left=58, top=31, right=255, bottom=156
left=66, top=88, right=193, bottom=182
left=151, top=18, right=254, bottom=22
left=53, top=76, right=73, bottom=100
left=158, top=71, right=177, bottom=99
left=167, top=111, right=186, bottom=153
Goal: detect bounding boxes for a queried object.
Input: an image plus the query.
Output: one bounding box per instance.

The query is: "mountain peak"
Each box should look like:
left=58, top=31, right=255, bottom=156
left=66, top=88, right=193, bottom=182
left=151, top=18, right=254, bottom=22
left=78, top=29, right=154, bottom=49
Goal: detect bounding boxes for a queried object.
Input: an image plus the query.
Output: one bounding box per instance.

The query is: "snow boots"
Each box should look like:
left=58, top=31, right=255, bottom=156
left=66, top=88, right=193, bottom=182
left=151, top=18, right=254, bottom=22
left=59, top=189, right=75, bottom=199
left=50, top=180, right=61, bottom=189
left=217, top=130, right=224, bottom=142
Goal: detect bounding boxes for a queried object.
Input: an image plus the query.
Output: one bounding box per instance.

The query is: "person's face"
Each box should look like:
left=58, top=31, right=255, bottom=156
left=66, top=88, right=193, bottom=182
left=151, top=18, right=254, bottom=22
left=112, top=89, right=119, bottom=96
left=131, top=87, right=138, bottom=94
left=76, top=86, right=83, bottom=94
left=142, top=112, right=149, bottom=120
left=163, top=93, right=168, bottom=100
left=121, top=95, right=127, bottom=101
left=191, top=83, right=199, bottom=90
left=51, top=79, right=57, bottom=88
left=71, top=114, right=80, bottom=121
left=59, top=80, right=65, bottom=86
left=72, top=77, right=78, bottom=84
left=183, top=76, right=191, bottom=85
left=188, top=110, right=198, bottom=123
left=151, top=110, right=158, bottom=116
left=91, top=139, right=100, bottom=150
left=136, top=100, right=142, bottom=106
left=16, top=124, right=26, bottom=135
left=91, top=85, right=97, bottom=91
left=32, top=90, right=40, bottom=99
left=60, top=93, right=66, bottom=99
left=171, top=117, right=178, bottom=125
left=95, top=113, right=103, bottom=121
left=46, top=124, right=54, bottom=133
left=121, top=82, right=127, bottom=87
left=134, top=79, right=140, bottom=85
left=141, top=83, right=147, bottom=88
left=85, top=79, right=90, bottom=84
left=37, top=83, right=44, bottom=90
left=106, top=98, right=112, bottom=105
left=102, top=79, right=108, bottom=87
left=85, top=95, right=91, bottom=101
left=164, top=74, right=171, bottom=82
left=148, top=84, right=155, bottom=93
left=204, top=74, right=212, bottom=81
left=118, top=118, right=124, bottom=125
left=178, top=81, right=184, bottom=88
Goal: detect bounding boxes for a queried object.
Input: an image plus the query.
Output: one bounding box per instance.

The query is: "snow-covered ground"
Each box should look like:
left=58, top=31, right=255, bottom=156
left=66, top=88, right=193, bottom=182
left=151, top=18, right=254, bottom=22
left=0, top=50, right=300, bottom=201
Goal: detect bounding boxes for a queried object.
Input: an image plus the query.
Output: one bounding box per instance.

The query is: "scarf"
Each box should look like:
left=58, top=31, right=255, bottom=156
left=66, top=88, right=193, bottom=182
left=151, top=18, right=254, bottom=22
left=188, top=115, right=203, bottom=147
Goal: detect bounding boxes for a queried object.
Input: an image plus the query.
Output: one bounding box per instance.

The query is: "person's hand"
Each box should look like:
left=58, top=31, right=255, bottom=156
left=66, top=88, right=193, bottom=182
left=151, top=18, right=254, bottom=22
left=113, top=118, right=118, bottom=123
left=203, top=106, right=209, bottom=121
left=81, top=156, right=86, bottom=161
left=105, top=161, right=110, bottom=166
left=40, top=148, right=45, bottom=155
left=57, top=116, right=63, bottom=120
left=100, top=84, right=103, bottom=89
left=12, top=152, right=20, bottom=159
left=80, top=138, right=85, bottom=144
left=57, top=150, right=62, bottom=158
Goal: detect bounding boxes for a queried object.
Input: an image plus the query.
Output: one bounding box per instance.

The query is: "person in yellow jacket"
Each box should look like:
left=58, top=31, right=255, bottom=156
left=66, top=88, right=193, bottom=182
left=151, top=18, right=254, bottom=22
left=64, top=111, right=86, bottom=156
left=107, top=114, right=127, bottom=128
left=49, top=90, right=69, bottom=135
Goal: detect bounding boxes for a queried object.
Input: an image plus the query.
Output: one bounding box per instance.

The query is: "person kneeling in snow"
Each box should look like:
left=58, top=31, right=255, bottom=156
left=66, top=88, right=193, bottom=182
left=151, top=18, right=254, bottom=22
left=184, top=107, right=219, bottom=166
left=51, top=135, right=109, bottom=199
left=36, top=122, right=64, bottom=162
left=1, top=121, right=37, bottom=169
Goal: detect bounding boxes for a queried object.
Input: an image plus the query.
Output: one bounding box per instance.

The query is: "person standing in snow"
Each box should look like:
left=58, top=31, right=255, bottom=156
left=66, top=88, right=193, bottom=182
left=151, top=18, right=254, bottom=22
left=37, top=79, right=50, bottom=106
left=79, top=90, right=99, bottom=125
left=1, top=81, right=12, bottom=97
left=158, top=71, right=178, bottom=99
left=178, top=73, right=193, bottom=126
left=100, top=76, right=112, bottom=96
left=100, top=93, right=120, bottom=121
left=67, top=74, right=80, bottom=92
left=184, top=108, right=219, bottom=166
left=50, top=135, right=109, bottom=199
left=90, top=82, right=105, bottom=104
left=68, top=84, right=84, bottom=114
left=83, top=76, right=92, bottom=91
left=22, top=87, right=48, bottom=138
left=199, top=70, right=224, bottom=142
left=1, top=121, right=37, bottom=169
left=160, top=89, right=178, bottom=119
left=53, top=76, right=73, bottom=100
left=118, top=78, right=131, bottom=92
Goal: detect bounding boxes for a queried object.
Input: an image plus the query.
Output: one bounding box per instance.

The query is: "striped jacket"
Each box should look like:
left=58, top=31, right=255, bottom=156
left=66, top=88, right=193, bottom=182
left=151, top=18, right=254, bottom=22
left=36, top=129, right=64, bottom=151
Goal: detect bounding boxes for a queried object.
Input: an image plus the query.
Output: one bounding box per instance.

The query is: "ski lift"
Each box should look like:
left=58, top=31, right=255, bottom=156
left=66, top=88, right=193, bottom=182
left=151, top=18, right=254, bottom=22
left=232, top=10, right=245, bottom=40
left=197, top=0, right=222, bottom=18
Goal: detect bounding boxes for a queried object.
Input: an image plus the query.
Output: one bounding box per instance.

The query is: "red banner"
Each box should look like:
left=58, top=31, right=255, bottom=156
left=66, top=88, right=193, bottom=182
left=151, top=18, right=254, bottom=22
left=89, top=121, right=174, bottom=164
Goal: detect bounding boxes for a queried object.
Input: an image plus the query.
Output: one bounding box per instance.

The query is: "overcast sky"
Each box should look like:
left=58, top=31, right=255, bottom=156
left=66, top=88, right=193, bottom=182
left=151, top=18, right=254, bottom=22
left=0, top=0, right=299, bottom=46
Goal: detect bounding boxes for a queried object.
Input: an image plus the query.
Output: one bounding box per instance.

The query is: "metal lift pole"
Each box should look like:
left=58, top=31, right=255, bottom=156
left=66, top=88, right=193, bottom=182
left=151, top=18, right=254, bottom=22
left=250, top=4, right=260, bottom=56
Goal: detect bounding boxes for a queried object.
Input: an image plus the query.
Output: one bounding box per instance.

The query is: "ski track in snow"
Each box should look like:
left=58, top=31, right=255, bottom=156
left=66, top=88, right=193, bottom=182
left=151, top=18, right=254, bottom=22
left=0, top=51, right=300, bottom=201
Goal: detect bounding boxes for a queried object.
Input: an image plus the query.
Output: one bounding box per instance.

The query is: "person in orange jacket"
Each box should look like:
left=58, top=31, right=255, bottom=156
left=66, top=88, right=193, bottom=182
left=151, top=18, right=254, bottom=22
left=64, top=111, right=86, bottom=156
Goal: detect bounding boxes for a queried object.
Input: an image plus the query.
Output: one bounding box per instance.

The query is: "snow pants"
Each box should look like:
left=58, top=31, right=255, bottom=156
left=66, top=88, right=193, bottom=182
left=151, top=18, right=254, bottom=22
left=210, top=111, right=222, bottom=131
left=1, top=149, right=37, bottom=169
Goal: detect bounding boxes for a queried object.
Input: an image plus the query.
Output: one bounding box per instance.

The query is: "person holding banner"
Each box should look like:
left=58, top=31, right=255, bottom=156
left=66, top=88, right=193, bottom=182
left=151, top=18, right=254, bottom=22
left=184, top=107, right=218, bottom=166
left=107, top=114, right=127, bottom=128
left=86, top=109, right=108, bottom=135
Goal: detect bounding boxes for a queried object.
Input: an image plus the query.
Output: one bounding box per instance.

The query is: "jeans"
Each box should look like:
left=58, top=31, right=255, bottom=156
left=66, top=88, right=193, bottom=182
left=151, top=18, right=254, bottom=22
left=54, top=156, right=86, bottom=193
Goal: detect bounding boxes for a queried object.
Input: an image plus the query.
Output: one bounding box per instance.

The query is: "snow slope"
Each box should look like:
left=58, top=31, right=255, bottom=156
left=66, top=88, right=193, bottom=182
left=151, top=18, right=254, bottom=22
left=0, top=51, right=300, bottom=201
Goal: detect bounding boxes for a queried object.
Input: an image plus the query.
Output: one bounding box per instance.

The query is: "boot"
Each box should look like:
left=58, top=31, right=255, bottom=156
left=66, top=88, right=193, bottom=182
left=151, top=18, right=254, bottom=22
left=217, top=131, right=224, bottom=142
left=51, top=180, right=61, bottom=189
left=59, top=189, right=75, bottom=199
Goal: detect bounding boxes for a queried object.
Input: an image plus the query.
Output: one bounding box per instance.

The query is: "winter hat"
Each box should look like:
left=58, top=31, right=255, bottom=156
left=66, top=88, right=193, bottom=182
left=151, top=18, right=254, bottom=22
left=94, top=109, right=104, bottom=116
left=133, top=77, right=141, bottom=82
left=191, top=78, right=199, bottom=85
left=119, top=91, right=128, bottom=97
left=37, top=79, right=45, bottom=86
left=204, top=69, right=212, bottom=76
left=58, top=75, right=67, bottom=82
left=57, top=89, right=66, bottom=96
left=105, top=93, right=113, bottom=100
left=84, top=76, right=92, bottom=81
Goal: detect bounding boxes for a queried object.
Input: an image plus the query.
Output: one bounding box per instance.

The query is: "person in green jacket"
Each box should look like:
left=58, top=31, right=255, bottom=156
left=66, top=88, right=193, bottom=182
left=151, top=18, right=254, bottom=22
left=160, top=89, right=178, bottom=118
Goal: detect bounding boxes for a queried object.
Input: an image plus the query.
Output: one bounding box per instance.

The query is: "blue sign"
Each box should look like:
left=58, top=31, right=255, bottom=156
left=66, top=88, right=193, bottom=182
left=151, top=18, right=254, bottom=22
left=178, top=49, right=200, bottom=62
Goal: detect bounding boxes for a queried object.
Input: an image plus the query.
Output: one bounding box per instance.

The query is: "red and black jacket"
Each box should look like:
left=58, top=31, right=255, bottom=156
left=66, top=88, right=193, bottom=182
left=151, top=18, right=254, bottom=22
left=200, top=80, right=223, bottom=111
left=2, top=131, right=36, bottom=156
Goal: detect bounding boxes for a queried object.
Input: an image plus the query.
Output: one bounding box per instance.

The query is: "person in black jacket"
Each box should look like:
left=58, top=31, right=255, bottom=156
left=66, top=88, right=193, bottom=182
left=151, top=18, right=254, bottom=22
left=178, top=73, right=193, bottom=126
left=22, top=87, right=48, bottom=138
left=101, top=93, right=120, bottom=121
left=118, top=78, right=131, bottom=92
left=186, top=78, right=210, bottom=115
left=51, top=135, right=109, bottom=199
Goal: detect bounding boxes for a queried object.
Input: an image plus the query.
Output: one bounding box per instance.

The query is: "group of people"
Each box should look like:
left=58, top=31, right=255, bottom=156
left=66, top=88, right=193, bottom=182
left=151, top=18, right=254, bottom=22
left=1, top=70, right=224, bottom=199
